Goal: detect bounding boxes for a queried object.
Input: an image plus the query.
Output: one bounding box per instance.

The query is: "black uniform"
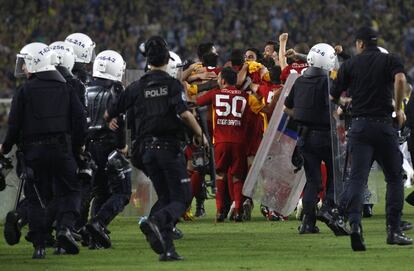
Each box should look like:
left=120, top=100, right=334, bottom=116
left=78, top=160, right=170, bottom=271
left=107, top=69, right=192, bottom=255
left=72, top=62, right=92, bottom=85
left=2, top=70, right=86, bottom=255
left=56, top=65, right=87, bottom=109
left=285, top=67, right=335, bottom=232
left=331, top=45, right=410, bottom=248
left=84, top=78, right=131, bottom=243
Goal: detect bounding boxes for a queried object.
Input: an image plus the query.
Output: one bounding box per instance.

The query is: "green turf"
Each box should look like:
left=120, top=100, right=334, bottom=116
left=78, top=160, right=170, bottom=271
left=1, top=174, right=414, bottom=270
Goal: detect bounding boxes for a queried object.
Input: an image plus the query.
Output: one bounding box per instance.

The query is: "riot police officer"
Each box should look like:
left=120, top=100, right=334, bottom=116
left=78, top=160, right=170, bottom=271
left=65, top=33, right=96, bottom=85
left=4, top=41, right=86, bottom=250
left=285, top=43, right=349, bottom=236
left=83, top=50, right=131, bottom=249
left=106, top=36, right=207, bottom=261
left=50, top=41, right=87, bottom=108
left=64, top=33, right=97, bottom=244
left=331, top=26, right=413, bottom=251
left=0, top=42, right=87, bottom=258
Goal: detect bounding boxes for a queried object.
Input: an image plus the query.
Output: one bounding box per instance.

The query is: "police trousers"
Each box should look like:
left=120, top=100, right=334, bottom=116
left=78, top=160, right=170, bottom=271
left=340, top=118, right=403, bottom=230
left=298, top=129, right=334, bottom=217
left=23, top=141, right=80, bottom=246
left=142, top=140, right=192, bottom=235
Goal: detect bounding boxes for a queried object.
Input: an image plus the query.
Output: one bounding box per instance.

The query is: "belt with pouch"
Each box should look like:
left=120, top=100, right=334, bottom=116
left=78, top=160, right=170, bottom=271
left=143, top=136, right=180, bottom=151
left=24, top=133, right=69, bottom=146
left=298, top=125, right=329, bottom=137
left=353, top=116, right=393, bottom=124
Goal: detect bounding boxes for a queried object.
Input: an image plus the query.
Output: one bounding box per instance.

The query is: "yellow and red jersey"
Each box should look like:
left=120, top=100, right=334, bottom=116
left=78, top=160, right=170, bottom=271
left=196, top=86, right=264, bottom=144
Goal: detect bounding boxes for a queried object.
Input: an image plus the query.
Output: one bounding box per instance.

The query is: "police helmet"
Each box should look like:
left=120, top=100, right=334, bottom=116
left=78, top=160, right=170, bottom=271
left=15, top=42, right=59, bottom=78
left=49, top=41, right=76, bottom=71
left=166, top=51, right=182, bottom=79
left=65, top=33, right=96, bottom=63
left=93, top=50, right=126, bottom=82
left=307, top=43, right=337, bottom=71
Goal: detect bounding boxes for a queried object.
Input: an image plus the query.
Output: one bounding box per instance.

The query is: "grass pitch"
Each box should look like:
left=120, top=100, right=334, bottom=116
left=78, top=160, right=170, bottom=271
left=1, top=184, right=414, bottom=270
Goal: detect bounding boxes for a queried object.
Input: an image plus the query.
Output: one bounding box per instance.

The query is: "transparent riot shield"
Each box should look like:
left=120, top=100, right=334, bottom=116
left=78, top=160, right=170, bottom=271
left=328, top=81, right=378, bottom=205
left=120, top=69, right=158, bottom=216
left=0, top=98, right=20, bottom=224
left=328, top=86, right=348, bottom=204
left=243, top=74, right=305, bottom=216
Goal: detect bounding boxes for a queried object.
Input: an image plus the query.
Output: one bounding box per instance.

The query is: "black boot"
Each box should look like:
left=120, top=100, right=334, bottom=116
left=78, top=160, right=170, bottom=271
left=77, top=227, right=90, bottom=247
left=4, top=211, right=22, bottom=245
left=362, top=204, right=373, bottom=218
left=86, top=220, right=111, bottom=249
left=400, top=220, right=413, bottom=232
left=56, top=228, right=80, bottom=255
left=32, top=246, right=46, bottom=259
left=195, top=198, right=206, bottom=217
left=387, top=226, right=413, bottom=246
left=350, top=223, right=366, bottom=251
left=298, top=214, right=319, bottom=234
left=139, top=217, right=166, bottom=254
left=169, top=227, right=184, bottom=240
left=317, top=206, right=350, bottom=236
left=159, top=237, right=183, bottom=261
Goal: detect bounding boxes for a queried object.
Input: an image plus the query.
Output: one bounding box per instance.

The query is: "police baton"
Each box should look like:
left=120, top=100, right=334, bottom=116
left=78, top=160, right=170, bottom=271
left=16, top=151, right=46, bottom=209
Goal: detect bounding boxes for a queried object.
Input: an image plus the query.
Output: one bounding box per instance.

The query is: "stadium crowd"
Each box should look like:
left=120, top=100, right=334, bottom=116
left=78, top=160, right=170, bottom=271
left=1, top=0, right=414, bottom=97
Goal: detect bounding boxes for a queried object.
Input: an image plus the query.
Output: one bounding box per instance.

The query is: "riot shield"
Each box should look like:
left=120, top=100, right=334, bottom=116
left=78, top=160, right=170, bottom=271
left=243, top=73, right=305, bottom=216
left=400, top=142, right=413, bottom=188
left=329, top=80, right=378, bottom=205
left=0, top=99, right=20, bottom=224
left=121, top=69, right=157, bottom=216
left=122, top=69, right=145, bottom=87
left=328, top=84, right=347, bottom=204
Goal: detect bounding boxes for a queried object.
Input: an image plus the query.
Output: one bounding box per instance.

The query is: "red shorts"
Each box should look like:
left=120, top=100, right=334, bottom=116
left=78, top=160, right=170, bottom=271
left=214, top=142, right=247, bottom=178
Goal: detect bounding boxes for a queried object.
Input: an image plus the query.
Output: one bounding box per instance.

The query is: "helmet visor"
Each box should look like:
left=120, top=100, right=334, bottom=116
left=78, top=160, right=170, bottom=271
left=90, top=45, right=96, bottom=63
left=14, top=55, right=26, bottom=78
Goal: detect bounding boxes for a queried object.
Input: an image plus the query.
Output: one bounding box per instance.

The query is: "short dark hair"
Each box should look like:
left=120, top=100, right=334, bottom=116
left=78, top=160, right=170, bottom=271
left=265, top=40, right=279, bottom=51
left=147, top=46, right=169, bottom=67
left=197, top=42, right=214, bottom=59
left=355, top=26, right=378, bottom=46
left=229, top=49, right=244, bottom=66
left=220, top=67, right=237, bottom=86
left=201, top=52, right=218, bottom=67
left=294, top=43, right=309, bottom=54
left=145, top=36, right=169, bottom=67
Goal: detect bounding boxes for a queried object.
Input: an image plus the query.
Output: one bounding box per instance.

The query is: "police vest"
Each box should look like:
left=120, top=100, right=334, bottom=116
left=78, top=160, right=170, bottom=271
left=22, top=77, right=71, bottom=136
left=134, top=73, right=186, bottom=140
left=293, top=75, right=330, bottom=126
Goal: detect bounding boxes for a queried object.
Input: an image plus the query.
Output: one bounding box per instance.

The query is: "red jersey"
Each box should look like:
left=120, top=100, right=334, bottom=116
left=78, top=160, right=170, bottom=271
left=196, top=86, right=263, bottom=144
left=257, top=81, right=283, bottom=105
left=206, top=66, right=222, bottom=75
left=280, top=60, right=308, bottom=83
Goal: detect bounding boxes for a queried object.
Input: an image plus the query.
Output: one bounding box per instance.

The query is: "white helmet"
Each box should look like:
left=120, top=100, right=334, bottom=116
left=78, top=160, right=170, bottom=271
left=65, top=33, right=96, bottom=63
left=49, top=41, right=75, bottom=71
left=307, top=43, right=337, bottom=71
left=166, top=51, right=182, bottom=79
left=378, top=46, right=389, bottom=54
left=93, top=50, right=126, bottom=82
left=15, top=42, right=58, bottom=77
